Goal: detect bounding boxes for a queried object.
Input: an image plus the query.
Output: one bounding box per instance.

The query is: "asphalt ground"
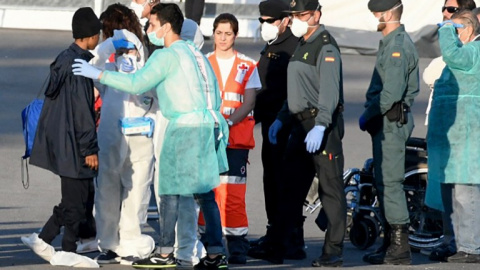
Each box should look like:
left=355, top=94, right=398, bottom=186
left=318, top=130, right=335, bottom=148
left=0, top=28, right=476, bottom=270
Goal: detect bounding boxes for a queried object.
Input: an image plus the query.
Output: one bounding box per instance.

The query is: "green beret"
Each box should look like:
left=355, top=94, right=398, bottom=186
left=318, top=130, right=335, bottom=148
left=288, top=0, right=321, bottom=13
left=368, top=0, right=401, bottom=12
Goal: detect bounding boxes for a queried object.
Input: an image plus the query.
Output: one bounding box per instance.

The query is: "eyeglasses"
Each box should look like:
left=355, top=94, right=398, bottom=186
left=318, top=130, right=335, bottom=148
left=258, top=17, right=279, bottom=24
left=442, top=6, right=459, bottom=13
left=143, top=0, right=160, bottom=7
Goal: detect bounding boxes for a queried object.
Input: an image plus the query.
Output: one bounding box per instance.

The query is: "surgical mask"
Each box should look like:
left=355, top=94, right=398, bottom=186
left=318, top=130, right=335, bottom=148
left=148, top=27, right=165, bottom=47
left=129, top=1, right=146, bottom=20
left=291, top=17, right=313, bottom=38
left=261, top=18, right=284, bottom=43
left=116, top=54, right=137, bottom=73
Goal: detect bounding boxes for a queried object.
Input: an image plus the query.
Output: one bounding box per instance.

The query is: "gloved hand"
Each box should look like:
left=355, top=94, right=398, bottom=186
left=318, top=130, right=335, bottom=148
left=359, top=115, right=367, bottom=131
left=95, top=37, right=115, bottom=59
left=437, top=20, right=464, bottom=28
left=304, top=125, right=325, bottom=153
left=72, top=59, right=102, bottom=80
left=268, top=119, right=283, bottom=144
left=113, top=39, right=136, bottom=50
left=113, top=29, right=143, bottom=50
left=119, top=56, right=135, bottom=73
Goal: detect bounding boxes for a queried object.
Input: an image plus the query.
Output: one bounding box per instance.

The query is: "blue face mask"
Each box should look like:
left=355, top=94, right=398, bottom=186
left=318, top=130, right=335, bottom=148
left=148, top=27, right=165, bottom=47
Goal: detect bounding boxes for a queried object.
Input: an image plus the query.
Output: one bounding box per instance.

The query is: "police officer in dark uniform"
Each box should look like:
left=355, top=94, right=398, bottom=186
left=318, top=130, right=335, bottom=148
left=249, top=0, right=301, bottom=257
left=265, top=0, right=346, bottom=267
left=359, top=0, right=419, bottom=265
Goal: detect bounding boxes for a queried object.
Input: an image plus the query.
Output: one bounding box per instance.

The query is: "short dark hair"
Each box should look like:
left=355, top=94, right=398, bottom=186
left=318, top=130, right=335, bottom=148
left=391, top=2, right=403, bottom=20
left=100, top=3, right=143, bottom=43
left=446, top=0, right=477, bottom=10
left=213, top=13, right=239, bottom=36
left=150, top=3, right=184, bottom=35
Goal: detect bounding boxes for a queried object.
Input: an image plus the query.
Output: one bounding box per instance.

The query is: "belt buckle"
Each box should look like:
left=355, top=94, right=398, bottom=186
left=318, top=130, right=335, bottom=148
left=309, top=108, right=317, bottom=117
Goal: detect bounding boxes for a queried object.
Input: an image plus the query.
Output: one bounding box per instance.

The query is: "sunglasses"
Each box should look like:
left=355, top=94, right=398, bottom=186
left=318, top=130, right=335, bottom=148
left=442, top=6, right=459, bottom=13
left=258, top=17, right=279, bottom=24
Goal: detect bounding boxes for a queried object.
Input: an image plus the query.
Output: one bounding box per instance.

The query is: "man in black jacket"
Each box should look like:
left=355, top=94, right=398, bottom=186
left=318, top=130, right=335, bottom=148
left=249, top=0, right=301, bottom=260
left=21, top=7, right=101, bottom=263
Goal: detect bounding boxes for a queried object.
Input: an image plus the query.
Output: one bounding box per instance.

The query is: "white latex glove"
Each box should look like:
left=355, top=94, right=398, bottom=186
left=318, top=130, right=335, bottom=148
left=304, top=125, right=326, bottom=153
left=268, top=119, right=283, bottom=144
left=72, top=59, right=102, bottom=80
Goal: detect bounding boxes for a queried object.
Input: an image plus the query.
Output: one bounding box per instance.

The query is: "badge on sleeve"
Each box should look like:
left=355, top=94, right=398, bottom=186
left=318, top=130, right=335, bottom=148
left=392, top=52, right=401, bottom=58
left=325, top=56, right=335, bottom=62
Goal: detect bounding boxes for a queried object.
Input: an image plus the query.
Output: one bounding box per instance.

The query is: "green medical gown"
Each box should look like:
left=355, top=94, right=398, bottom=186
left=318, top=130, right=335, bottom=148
left=426, top=25, right=480, bottom=211
left=100, top=40, right=229, bottom=195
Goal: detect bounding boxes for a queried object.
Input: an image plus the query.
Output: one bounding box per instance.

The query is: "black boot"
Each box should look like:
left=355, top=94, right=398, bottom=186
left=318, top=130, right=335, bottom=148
left=384, top=224, right=411, bottom=265
left=363, top=223, right=391, bottom=264
left=285, top=216, right=306, bottom=260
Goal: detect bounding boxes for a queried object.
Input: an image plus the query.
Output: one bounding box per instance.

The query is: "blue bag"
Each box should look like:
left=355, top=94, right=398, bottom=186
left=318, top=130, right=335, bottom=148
left=21, top=75, right=49, bottom=189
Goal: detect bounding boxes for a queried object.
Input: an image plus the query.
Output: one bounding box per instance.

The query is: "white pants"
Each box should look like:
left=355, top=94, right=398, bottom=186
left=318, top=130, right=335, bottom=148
left=95, top=135, right=155, bottom=258
left=154, top=111, right=205, bottom=263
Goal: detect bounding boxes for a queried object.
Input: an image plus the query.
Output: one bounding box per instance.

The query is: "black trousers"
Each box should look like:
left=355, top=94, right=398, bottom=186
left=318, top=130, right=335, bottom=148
left=270, top=115, right=346, bottom=256
left=260, top=115, right=290, bottom=225
left=39, top=176, right=95, bottom=252
left=185, top=0, right=205, bottom=26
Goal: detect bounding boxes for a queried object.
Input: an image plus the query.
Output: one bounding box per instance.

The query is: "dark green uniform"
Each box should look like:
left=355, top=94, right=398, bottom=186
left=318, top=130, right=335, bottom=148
left=272, top=25, right=346, bottom=259
left=361, top=24, right=419, bottom=224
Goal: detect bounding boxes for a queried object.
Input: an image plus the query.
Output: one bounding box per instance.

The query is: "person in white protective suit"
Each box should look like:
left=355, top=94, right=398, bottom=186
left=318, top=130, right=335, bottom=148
left=72, top=4, right=230, bottom=269
left=151, top=18, right=207, bottom=268
left=89, top=5, right=156, bottom=265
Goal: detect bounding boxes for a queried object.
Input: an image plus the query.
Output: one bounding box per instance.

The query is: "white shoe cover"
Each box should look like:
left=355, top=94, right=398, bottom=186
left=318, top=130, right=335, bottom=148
left=21, top=233, right=56, bottom=262
left=50, top=251, right=99, bottom=268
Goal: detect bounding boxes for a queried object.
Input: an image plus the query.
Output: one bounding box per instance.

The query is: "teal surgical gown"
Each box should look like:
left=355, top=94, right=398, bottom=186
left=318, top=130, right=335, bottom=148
left=100, top=39, right=229, bottom=195
left=426, top=25, right=480, bottom=211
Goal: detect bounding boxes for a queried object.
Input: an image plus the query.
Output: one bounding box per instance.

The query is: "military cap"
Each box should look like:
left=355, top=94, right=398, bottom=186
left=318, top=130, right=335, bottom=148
left=259, top=0, right=290, bottom=19
left=368, top=0, right=401, bottom=12
left=288, top=0, right=321, bottom=13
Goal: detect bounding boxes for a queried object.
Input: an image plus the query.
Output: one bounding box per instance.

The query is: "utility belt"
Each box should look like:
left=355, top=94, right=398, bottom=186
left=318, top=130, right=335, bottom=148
left=385, top=102, right=410, bottom=124
left=292, top=104, right=344, bottom=122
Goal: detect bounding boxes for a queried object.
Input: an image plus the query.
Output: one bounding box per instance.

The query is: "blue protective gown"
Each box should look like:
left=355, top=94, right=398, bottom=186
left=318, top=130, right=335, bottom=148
left=426, top=25, right=480, bottom=211
left=100, top=39, right=229, bottom=195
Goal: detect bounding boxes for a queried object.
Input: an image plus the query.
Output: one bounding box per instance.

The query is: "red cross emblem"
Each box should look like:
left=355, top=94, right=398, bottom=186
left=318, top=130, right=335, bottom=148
left=237, top=63, right=249, bottom=71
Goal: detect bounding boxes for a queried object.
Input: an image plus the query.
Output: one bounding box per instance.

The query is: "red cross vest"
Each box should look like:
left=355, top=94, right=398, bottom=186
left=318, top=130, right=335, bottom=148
left=207, top=51, right=256, bottom=149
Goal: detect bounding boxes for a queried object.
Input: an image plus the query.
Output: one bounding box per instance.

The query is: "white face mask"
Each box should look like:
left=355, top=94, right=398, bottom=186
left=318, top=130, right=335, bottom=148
left=130, top=1, right=146, bottom=20
left=291, top=17, right=312, bottom=38
left=261, top=18, right=284, bottom=43
left=116, top=54, right=137, bottom=73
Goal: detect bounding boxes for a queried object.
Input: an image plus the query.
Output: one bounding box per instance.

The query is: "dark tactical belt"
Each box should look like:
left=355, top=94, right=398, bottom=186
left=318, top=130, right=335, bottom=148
left=293, top=104, right=344, bottom=121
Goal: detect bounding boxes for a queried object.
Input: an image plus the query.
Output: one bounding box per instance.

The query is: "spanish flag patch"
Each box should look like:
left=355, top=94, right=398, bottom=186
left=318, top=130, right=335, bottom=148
left=325, top=57, right=335, bottom=62
left=392, top=52, right=401, bottom=57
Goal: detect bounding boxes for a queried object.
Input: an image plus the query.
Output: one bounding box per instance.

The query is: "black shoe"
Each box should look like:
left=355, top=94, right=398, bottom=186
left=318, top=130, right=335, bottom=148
left=429, top=245, right=456, bottom=262
left=312, top=254, right=343, bottom=267
left=95, top=250, right=120, bottom=264
left=132, top=253, right=176, bottom=269
left=228, top=254, right=246, bottom=264
left=285, top=248, right=307, bottom=260
left=447, top=251, right=480, bottom=263
left=249, top=235, right=266, bottom=248
left=194, top=254, right=228, bottom=269
left=247, top=243, right=283, bottom=264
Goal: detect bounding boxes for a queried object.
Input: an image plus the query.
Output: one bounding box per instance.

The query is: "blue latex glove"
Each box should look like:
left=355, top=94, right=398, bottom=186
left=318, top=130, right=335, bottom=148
left=268, top=119, right=283, bottom=144
left=113, top=39, right=136, bottom=50
left=359, top=115, right=367, bottom=131
left=72, top=59, right=102, bottom=80
left=437, top=20, right=464, bottom=28
left=304, top=125, right=326, bottom=153
left=119, top=57, right=135, bottom=73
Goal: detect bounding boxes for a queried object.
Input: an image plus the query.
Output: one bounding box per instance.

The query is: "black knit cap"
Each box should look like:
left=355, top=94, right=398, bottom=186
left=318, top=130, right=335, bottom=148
left=288, top=0, right=321, bottom=13
left=368, top=0, right=401, bottom=12
left=259, top=0, right=290, bottom=19
left=72, top=7, right=102, bottom=39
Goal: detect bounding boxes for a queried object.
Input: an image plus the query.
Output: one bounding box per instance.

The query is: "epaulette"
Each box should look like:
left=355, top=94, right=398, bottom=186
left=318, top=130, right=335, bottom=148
left=321, top=32, right=331, bottom=45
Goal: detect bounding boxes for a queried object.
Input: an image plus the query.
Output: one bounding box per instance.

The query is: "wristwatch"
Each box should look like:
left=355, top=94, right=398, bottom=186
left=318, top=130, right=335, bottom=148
left=226, top=119, right=233, bottom=127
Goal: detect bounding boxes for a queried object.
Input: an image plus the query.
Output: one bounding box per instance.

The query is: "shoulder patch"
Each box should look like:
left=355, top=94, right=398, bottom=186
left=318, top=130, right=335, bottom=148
left=391, top=52, right=401, bottom=58
left=325, top=56, right=335, bottom=62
